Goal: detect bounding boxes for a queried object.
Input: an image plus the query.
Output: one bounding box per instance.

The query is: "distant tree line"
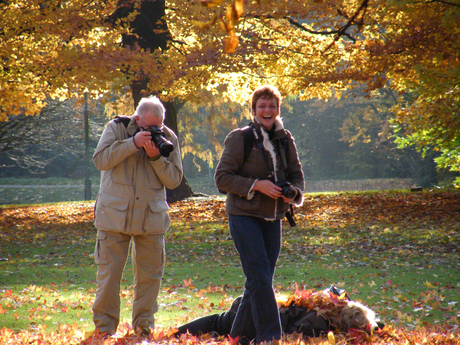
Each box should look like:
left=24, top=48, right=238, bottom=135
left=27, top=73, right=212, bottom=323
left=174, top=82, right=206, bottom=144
left=0, top=88, right=456, bottom=189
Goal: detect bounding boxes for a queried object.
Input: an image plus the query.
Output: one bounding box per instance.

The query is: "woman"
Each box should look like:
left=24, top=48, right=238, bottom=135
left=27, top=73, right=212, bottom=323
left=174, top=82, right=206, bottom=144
left=215, top=85, right=305, bottom=345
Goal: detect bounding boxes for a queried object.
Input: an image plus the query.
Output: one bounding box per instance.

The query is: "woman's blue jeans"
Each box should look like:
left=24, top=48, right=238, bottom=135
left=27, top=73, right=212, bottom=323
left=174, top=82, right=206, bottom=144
left=228, top=214, right=282, bottom=344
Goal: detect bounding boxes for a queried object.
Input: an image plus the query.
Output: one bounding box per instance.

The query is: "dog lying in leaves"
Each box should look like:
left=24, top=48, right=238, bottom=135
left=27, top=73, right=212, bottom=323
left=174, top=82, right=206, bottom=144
left=175, top=285, right=383, bottom=340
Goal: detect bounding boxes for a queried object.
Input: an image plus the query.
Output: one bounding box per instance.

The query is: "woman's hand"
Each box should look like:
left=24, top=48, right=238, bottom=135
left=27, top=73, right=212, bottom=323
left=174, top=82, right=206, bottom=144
left=281, top=195, right=296, bottom=204
left=253, top=180, right=282, bottom=200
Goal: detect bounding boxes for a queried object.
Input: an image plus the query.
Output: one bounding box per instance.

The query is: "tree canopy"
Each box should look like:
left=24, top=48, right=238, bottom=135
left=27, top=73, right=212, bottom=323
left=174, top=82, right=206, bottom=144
left=1, top=0, right=459, bottom=179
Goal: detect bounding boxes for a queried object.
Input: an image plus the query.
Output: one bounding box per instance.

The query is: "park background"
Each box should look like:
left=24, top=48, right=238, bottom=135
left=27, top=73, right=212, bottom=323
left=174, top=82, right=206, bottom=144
left=1, top=1, right=460, bottom=344
left=0, top=87, right=457, bottom=205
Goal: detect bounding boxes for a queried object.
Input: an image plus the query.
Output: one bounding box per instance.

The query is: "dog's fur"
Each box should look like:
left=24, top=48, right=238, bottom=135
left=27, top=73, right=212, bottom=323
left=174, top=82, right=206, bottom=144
left=335, top=300, right=379, bottom=332
left=279, top=288, right=381, bottom=334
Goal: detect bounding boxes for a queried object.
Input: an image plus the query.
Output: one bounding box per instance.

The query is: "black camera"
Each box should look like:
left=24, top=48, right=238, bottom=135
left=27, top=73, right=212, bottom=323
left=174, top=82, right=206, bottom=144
left=276, top=180, right=297, bottom=199
left=146, top=126, right=174, bottom=157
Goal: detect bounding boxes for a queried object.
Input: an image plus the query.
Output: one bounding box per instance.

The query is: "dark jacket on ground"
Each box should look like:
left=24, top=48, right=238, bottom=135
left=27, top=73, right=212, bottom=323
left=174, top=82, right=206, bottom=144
left=175, top=297, right=329, bottom=339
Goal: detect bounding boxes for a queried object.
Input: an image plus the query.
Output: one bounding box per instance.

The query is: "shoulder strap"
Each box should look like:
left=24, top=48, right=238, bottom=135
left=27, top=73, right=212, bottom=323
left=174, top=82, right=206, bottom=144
left=241, top=122, right=267, bottom=162
left=278, top=136, right=290, bottom=174
left=241, top=125, right=254, bottom=163
left=113, top=115, right=131, bottom=128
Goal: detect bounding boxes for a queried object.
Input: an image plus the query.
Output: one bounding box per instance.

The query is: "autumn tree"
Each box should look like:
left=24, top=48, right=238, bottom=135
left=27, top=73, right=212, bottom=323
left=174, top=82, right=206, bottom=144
left=170, top=0, right=460, bottom=183
left=1, top=0, right=459, bottom=186
left=108, top=0, right=194, bottom=201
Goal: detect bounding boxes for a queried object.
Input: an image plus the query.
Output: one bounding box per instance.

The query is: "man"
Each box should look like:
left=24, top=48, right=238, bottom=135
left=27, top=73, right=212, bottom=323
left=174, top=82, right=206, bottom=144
left=91, top=96, right=183, bottom=337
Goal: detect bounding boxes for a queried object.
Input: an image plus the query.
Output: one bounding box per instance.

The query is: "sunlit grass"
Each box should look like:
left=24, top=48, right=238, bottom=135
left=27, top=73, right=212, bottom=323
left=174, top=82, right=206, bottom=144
left=1, top=190, right=459, bottom=338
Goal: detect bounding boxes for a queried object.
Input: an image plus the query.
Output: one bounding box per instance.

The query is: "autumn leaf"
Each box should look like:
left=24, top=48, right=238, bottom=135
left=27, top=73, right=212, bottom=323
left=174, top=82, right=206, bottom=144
left=233, top=0, right=244, bottom=20
left=224, top=33, right=239, bottom=54
left=327, top=331, right=336, bottom=344
left=200, top=0, right=223, bottom=7
left=183, top=278, right=193, bottom=287
left=229, top=334, right=240, bottom=345
left=192, top=15, right=218, bottom=30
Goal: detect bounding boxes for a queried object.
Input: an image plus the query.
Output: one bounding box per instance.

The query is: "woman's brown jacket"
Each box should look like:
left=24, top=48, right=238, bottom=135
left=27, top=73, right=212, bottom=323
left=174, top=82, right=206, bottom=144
left=215, top=119, right=304, bottom=220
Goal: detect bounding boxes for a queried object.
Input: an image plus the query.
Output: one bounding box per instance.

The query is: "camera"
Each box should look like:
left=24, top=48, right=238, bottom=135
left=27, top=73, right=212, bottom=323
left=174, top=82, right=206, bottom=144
left=146, top=126, right=174, bottom=157
left=276, top=180, right=297, bottom=199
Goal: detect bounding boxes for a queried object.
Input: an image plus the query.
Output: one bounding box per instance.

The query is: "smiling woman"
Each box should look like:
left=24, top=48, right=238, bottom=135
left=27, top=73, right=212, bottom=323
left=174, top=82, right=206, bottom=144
left=215, top=85, right=305, bottom=345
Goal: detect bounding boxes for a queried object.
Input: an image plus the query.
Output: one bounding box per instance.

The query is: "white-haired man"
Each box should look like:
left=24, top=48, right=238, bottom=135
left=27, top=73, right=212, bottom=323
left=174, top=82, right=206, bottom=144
left=92, top=96, right=183, bottom=337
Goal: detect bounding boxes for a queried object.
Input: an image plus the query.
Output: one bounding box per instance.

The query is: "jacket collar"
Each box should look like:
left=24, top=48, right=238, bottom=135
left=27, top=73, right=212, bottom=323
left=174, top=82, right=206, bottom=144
left=127, top=116, right=139, bottom=137
left=253, top=117, right=286, bottom=140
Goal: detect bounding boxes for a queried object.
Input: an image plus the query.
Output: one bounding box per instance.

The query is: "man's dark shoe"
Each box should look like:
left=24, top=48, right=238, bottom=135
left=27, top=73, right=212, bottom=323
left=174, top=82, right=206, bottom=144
left=135, top=326, right=151, bottom=337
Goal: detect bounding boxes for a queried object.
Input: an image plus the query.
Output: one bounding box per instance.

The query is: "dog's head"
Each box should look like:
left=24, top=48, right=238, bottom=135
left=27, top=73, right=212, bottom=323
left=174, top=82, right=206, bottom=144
left=338, top=300, right=380, bottom=332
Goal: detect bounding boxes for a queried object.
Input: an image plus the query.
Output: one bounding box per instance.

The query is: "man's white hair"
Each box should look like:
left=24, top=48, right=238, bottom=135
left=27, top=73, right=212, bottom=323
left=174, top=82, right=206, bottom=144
left=135, top=96, right=165, bottom=122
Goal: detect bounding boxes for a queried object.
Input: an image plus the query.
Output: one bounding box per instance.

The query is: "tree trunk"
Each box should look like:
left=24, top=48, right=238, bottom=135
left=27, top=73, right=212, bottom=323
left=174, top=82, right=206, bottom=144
left=114, top=0, right=194, bottom=202
left=161, top=100, right=194, bottom=202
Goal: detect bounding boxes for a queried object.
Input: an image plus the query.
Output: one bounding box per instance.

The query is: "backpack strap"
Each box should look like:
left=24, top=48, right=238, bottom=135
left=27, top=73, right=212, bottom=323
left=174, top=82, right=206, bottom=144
left=278, top=136, right=290, bottom=178
left=241, top=122, right=265, bottom=161
left=113, top=115, right=131, bottom=128
left=241, top=125, right=254, bottom=164
left=218, top=123, right=260, bottom=195
left=243, top=123, right=272, bottom=172
left=113, top=115, right=134, bottom=138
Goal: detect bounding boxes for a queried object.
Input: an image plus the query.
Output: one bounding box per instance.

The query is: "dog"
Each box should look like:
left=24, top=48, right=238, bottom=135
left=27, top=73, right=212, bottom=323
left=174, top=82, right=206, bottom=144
left=336, top=300, right=380, bottom=332
left=279, top=285, right=382, bottom=335
left=175, top=285, right=383, bottom=340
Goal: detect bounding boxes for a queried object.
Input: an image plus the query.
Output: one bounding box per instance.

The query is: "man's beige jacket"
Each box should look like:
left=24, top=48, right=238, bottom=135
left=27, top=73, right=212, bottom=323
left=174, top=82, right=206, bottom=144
left=93, top=116, right=183, bottom=235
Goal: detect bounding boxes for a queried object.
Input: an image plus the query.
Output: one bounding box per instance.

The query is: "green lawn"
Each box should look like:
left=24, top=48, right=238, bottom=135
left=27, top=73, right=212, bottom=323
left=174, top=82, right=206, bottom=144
left=0, top=190, right=459, bottom=337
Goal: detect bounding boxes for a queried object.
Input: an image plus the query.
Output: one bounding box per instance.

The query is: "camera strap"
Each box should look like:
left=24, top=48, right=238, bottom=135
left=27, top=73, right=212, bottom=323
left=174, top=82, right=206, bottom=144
left=285, top=204, right=296, bottom=227
left=276, top=137, right=297, bottom=227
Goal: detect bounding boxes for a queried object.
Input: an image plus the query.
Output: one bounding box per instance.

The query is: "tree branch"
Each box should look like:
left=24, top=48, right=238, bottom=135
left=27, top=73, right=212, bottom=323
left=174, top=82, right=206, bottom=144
left=285, top=17, right=357, bottom=42
left=412, top=0, right=460, bottom=7
left=286, top=0, right=369, bottom=46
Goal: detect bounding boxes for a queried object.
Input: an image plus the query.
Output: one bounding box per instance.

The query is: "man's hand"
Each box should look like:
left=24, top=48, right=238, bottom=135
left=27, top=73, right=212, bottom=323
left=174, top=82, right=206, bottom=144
left=143, top=140, right=160, bottom=158
left=134, top=130, right=151, bottom=148
left=134, top=130, right=160, bottom=158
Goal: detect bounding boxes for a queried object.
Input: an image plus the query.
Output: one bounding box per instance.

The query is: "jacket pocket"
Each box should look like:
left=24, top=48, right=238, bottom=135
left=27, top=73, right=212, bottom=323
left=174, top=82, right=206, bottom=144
left=143, top=200, right=171, bottom=233
left=234, top=193, right=263, bottom=212
left=95, top=193, right=130, bottom=232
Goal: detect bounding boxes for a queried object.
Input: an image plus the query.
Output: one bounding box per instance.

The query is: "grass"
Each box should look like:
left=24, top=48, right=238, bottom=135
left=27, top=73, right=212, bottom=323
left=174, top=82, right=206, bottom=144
left=0, top=188, right=459, bottom=343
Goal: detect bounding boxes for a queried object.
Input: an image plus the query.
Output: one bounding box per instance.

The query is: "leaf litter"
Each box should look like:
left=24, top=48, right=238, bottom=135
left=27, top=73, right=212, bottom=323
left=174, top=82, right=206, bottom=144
left=1, top=190, right=459, bottom=344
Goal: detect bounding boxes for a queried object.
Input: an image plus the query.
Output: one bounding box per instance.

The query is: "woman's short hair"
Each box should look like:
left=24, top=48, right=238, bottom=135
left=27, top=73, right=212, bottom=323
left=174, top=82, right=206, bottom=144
left=135, top=96, right=165, bottom=122
left=251, top=85, right=282, bottom=114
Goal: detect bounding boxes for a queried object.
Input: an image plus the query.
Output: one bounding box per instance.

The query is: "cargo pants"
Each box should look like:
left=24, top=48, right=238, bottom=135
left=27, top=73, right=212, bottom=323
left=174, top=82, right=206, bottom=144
left=92, top=230, right=165, bottom=335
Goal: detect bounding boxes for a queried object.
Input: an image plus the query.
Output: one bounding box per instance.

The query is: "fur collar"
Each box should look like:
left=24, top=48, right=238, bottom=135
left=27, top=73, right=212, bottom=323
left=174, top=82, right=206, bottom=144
left=254, top=117, right=285, bottom=182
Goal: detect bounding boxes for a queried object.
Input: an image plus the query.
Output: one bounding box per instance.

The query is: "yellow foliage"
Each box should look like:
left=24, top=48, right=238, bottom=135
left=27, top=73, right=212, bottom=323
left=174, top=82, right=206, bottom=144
left=1, top=0, right=459, bottom=178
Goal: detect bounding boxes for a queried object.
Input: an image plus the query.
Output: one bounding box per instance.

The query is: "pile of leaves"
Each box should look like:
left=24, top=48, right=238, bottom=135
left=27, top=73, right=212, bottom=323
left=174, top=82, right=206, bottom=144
left=280, top=286, right=352, bottom=330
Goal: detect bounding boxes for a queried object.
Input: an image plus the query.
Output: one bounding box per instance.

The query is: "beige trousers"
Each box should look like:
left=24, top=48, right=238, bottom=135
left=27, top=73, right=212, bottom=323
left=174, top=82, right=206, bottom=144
left=92, top=230, right=165, bottom=335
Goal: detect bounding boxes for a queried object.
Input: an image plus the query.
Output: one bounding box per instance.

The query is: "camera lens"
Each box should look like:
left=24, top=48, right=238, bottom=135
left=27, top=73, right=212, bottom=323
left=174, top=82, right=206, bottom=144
left=284, top=187, right=297, bottom=199
left=158, top=141, right=174, bottom=157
